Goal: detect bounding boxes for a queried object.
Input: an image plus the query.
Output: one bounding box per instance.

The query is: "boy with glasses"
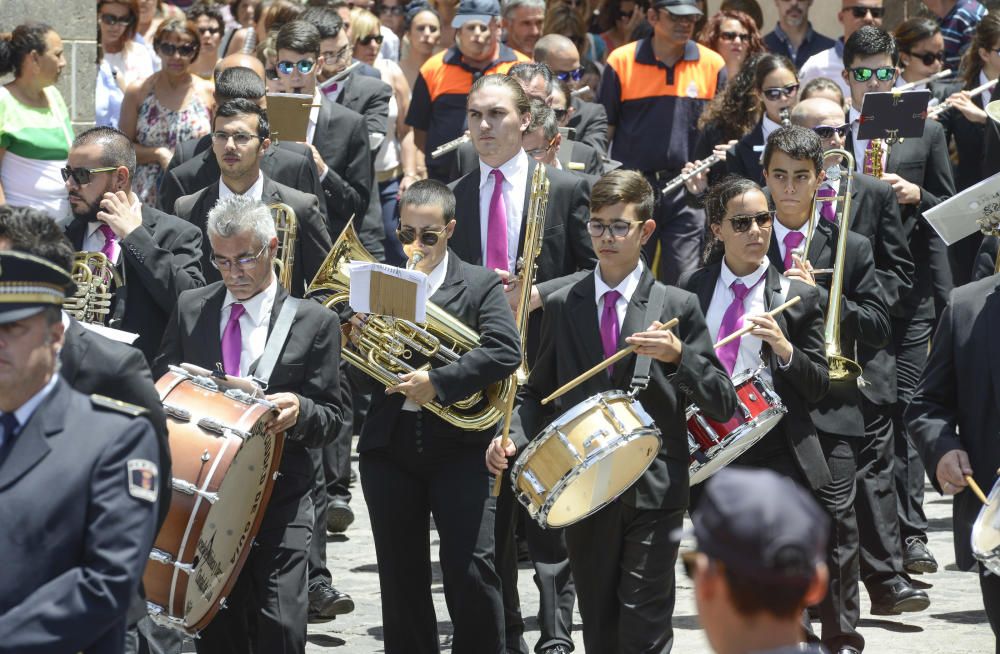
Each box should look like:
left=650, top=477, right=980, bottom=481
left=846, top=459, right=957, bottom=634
left=799, top=0, right=884, bottom=101
left=534, top=33, right=610, bottom=154
left=764, top=0, right=837, bottom=71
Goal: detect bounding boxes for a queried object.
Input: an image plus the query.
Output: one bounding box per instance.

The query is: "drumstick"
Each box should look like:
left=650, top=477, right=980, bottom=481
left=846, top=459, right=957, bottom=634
left=966, top=475, right=990, bottom=505
left=491, top=371, right=519, bottom=497
left=713, top=296, right=802, bottom=349
left=540, top=318, right=680, bottom=406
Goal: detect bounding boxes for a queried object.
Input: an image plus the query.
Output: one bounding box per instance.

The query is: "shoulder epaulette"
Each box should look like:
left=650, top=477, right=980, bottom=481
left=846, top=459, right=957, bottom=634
left=90, top=394, right=149, bottom=417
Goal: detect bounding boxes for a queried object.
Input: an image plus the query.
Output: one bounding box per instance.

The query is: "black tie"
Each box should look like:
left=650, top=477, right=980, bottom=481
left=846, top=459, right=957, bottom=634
left=0, top=412, right=19, bottom=448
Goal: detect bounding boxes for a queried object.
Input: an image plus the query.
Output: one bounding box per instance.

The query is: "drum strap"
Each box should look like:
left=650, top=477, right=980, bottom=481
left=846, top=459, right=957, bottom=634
left=252, top=297, right=302, bottom=390
left=630, top=282, right=667, bottom=393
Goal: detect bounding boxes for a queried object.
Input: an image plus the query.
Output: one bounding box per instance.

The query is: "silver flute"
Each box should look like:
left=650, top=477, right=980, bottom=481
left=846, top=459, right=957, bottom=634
left=660, top=153, right=723, bottom=195
left=431, top=134, right=470, bottom=159
left=927, top=78, right=998, bottom=119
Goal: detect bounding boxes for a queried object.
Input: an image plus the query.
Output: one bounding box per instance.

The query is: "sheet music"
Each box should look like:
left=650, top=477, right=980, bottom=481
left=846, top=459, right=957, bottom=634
left=348, top=261, right=429, bottom=323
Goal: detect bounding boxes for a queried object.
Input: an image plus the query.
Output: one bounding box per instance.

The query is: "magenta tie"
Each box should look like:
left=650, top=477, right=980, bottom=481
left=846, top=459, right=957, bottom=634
left=485, top=168, right=509, bottom=272
left=817, top=185, right=837, bottom=223
left=600, top=290, right=621, bottom=375
left=98, top=223, right=117, bottom=261
left=222, top=303, right=246, bottom=377
left=716, top=281, right=752, bottom=375
left=782, top=231, right=805, bottom=272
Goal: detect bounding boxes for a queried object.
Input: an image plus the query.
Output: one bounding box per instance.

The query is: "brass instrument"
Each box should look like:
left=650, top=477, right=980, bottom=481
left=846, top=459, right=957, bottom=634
left=64, top=251, right=123, bottom=325
left=779, top=107, right=791, bottom=128
left=867, top=138, right=885, bottom=179
left=512, top=164, right=549, bottom=382
left=431, top=133, right=470, bottom=159
left=269, top=202, right=298, bottom=291
left=306, top=222, right=513, bottom=430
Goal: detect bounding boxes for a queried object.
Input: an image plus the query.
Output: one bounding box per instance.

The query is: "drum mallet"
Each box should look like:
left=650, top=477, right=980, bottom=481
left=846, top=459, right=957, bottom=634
left=713, top=296, right=802, bottom=349
left=966, top=475, right=990, bottom=505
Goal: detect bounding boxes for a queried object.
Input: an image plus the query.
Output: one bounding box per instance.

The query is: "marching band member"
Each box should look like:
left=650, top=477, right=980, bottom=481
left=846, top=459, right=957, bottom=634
left=349, top=180, right=521, bottom=654
left=488, top=170, right=738, bottom=654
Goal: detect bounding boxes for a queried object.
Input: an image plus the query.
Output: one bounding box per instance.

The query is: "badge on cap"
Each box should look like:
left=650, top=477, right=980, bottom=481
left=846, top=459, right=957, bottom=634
left=128, top=459, right=159, bottom=503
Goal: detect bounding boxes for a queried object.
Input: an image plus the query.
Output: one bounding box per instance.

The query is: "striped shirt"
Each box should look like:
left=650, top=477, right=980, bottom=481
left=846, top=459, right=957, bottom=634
left=937, top=0, right=988, bottom=73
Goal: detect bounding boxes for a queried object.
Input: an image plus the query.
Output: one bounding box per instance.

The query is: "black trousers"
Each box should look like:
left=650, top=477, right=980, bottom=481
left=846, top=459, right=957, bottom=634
left=642, top=182, right=705, bottom=285
left=360, top=411, right=505, bottom=654
left=980, top=564, right=1000, bottom=654
left=564, top=499, right=683, bottom=654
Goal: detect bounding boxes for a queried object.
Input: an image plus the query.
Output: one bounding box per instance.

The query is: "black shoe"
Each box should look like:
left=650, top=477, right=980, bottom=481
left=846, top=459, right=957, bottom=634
left=904, top=536, right=939, bottom=574
left=326, top=498, right=355, bottom=534
left=869, top=580, right=930, bottom=615
left=540, top=646, right=571, bottom=654
left=349, top=468, right=357, bottom=486
left=308, top=582, right=355, bottom=623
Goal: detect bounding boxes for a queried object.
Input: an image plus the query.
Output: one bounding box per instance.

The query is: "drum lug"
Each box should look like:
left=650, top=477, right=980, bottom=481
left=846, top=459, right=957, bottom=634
left=224, top=387, right=257, bottom=405
left=219, top=597, right=229, bottom=610
left=163, top=403, right=191, bottom=422
left=582, top=429, right=609, bottom=451
left=172, top=478, right=220, bottom=504
left=198, top=417, right=228, bottom=435
left=146, top=605, right=188, bottom=631
left=523, top=470, right=547, bottom=495
left=554, top=430, right=582, bottom=461
left=598, top=399, right=627, bottom=434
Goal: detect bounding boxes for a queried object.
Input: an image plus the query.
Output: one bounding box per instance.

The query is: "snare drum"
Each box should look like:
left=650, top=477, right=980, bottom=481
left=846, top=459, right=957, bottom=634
left=511, top=390, right=662, bottom=528
left=973, top=478, right=1000, bottom=575
left=687, top=367, right=786, bottom=485
left=143, top=366, right=283, bottom=635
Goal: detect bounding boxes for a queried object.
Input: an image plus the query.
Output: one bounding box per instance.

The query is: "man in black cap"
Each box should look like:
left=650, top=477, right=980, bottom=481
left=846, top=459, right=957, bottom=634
left=683, top=467, right=830, bottom=654
left=0, top=250, right=161, bottom=654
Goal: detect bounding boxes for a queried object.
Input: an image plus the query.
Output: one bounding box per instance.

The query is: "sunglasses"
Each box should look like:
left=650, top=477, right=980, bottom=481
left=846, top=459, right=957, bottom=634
left=812, top=123, right=849, bottom=139
left=525, top=134, right=559, bottom=159
left=397, top=226, right=446, bottom=246
left=378, top=4, right=406, bottom=15
left=587, top=219, right=643, bottom=238
left=211, top=131, right=260, bottom=146
left=906, top=50, right=945, bottom=66
left=358, top=34, right=384, bottom=46
left=553, top=107, right=569, bottom=121
left=849, top=66, right=895, bottom=82
left=845, top=5, right=884, bottom=19
left=100, top=13, right=134, bottom=27
left=725, top=211, right=774, bottom=233
left=210, top=243, right=267, bottom=272
left=61, top=165, right=117, bottom=186
left=197, top=26, right=223, bottom=35
left=555, top=67, right=584, bottom=82
left=719, top=31, right=749, bottom=42
left=276, top=58, right=316, bottom=75
left=761, top=82, right=799, bottom=101
left=156, top=41, right=197, bottom=58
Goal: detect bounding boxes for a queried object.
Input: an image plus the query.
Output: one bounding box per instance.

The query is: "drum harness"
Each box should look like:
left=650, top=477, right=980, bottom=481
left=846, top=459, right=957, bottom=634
left=250, top=296, right=302, bottom=392
left=628, top=283, right=667, bottom=399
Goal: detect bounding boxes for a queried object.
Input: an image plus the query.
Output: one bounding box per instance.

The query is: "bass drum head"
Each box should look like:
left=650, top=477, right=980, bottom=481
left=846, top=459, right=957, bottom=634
left=689, top=407, right=785, bottom=486
left=544, top=429, right=661, bottom=528
left=972, top=482, right=1000, bottom=576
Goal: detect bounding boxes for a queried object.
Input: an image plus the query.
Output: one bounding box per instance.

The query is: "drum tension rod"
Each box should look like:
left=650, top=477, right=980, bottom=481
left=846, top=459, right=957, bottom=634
left=172, top=478, right=220, bottom=504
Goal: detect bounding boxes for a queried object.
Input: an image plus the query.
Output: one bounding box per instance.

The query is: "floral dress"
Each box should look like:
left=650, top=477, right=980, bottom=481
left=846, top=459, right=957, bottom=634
left=132, top=87, right=211, bottom=205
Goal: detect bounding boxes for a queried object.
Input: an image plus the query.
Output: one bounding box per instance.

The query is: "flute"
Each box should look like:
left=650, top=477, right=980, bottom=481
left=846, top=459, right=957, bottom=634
left=570, top=85, right=590, bottom=97
left=660, top=153, right=723, bottom=195
left=897, top=69, right=952, bottom=91
left=928, top=78, right=998, bottom=118
left=431, top=133, right=470, bottom=159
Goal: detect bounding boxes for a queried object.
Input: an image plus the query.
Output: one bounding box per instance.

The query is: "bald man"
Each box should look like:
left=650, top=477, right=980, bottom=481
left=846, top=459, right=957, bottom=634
left=533, top=34, right=608, bottom=154
left=214, top=52, right=267, bottom=81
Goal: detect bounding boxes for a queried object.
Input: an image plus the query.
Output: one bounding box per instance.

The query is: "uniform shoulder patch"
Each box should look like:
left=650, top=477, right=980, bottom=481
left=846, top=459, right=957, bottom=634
left=91, top=394, right=148, bottom=417
left=127, top=459, right=159, bottom=503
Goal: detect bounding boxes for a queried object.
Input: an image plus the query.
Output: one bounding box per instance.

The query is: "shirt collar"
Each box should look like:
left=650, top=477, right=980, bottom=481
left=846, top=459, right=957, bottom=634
left=479, top=149, right=529, bottom=189
left=634, top=37, right=700, bottom=67
left=762, top=114, right=783, bottom=140
left=848, top=105, right=862, bottom=126
left=772, top=21, right=816, bottom=46
left=12, top=372, right=60, bottom=429
left=88, top=193, right=142, bottom=238
left=219, top=172, right=265, bottom=201
left=425, top=250, right=450, bottom=296
left=720, top=256, right=769, bottom=290
left=443, top=42, right=518, bottom=73
left=594, top=260, right=644, bottom=305
left=772, top=217, right=809, bottom=249
left=223, top=275, right=279, bottom=328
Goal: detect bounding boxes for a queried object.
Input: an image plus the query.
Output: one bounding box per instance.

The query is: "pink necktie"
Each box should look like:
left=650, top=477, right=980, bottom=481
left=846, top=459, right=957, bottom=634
left=817, top=185, right=837, bottom=223
left=716, top=281, right=752, bottom=375
left=600, top=290, right=621, bottom=375
left=98, top=223, right=117, bottom=261
left=782, top=231, right=805, bottom=272
left=486, top=168, right=509, bottom=272
left=222, top=303, right=246, bottom=377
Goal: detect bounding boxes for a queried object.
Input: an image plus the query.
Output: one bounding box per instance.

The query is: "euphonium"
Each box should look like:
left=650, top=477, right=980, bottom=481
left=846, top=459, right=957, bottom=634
left=269, top=202, right=298, bottom=291
left=63, top=251, right=123, bottom=325
left=306, top=222, right=513, bottom=430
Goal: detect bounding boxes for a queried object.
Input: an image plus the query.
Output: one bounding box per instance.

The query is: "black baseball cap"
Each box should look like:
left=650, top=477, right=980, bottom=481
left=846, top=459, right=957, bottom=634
left=452, top=0, right=500, bottom=28
left=0, top=250, right=74, bottom=325
left=681, top=467, right=829, bottom=584
left=652, top=0, right=704, bottom=16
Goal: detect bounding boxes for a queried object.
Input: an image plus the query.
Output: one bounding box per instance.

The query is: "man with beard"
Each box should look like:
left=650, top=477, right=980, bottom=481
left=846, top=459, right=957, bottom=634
left=501, top=0, right=544, bottom=58
left=763, top=0, right=836, bottom=71
left=63, top=126, right=205, bottom=364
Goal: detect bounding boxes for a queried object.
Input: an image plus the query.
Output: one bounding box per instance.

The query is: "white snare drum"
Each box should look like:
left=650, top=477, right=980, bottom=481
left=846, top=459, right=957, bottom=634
left=973, top=478, right=1000, bottom=575
left=511, top=390, right=662, bottom=528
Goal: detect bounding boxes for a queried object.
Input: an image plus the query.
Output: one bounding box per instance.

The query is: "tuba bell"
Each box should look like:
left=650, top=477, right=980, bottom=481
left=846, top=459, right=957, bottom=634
left=306, top=222, right=514, bottom=431
left=64, top=251, right=123, bottom=325
left=269, top=202, right=297, bottom=291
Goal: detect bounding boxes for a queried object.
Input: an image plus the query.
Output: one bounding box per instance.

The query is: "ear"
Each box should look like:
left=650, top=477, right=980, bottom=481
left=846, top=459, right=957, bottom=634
left=709, top=221, right=722, bottom=241
left=268, top=235, right=279, bottom=256
left=519, top=110, right=532, bottom=133
left=260, top=137, right=271, bottom=152
left=445, top=218, right=457, bottom=238
left=116, top=166, right=131, bottom=192
left=50, top=317, right=66, bottom=352
left=803, top=563, right=830, bottom=608
left=840, top=68, right=850, bottom=85
left=639, top=219, right=656, bottom=245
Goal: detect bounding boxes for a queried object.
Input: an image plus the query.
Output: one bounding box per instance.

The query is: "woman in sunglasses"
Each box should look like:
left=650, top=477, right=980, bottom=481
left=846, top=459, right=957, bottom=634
left=0, top=22, right=71, bottom=218
left=187, top=2, right=225, bottom=80
left=895, top=18, right=946, bottom=91
left=119, top=17, right=213, bottom=205
left=697, top=9, right=765, bottom=83
left=96, top=0, right=157, bottom=129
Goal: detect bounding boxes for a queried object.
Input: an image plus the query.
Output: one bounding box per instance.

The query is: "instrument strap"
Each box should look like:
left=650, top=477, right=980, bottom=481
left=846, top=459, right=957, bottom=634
left=630, top=282, right=667, bottom=393
left=253, top=296, right=302, bottom=389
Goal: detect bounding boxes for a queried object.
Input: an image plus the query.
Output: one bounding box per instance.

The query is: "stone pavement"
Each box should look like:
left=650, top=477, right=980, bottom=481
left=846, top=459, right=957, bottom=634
left=299, top=442, right=993, bottom=653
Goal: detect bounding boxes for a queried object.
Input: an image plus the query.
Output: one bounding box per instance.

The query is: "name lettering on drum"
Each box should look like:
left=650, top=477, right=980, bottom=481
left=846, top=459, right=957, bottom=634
left=194, top=533, right=225, bottom=599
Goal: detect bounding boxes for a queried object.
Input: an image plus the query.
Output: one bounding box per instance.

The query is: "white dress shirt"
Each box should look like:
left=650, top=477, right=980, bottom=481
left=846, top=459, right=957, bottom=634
left=705, top=259, right=770, bottom=381
left=0, top=372, right=60, bottom=448
left=772, top=219, right=810, bottom=265
left=980, top=71, right=994, bottom=107
left=219, top=276, right=278, bottom=378
left=799, top=45, right=850, bottom=101
left=479, top=149, right=530, bottom=274
left=403, top=251, right=450, bottom=412
left=84, top=193, right=143, bottom=265
left=756, top=114, right=784, bottom=157
left=593, top=260, right=644, bottom=335
left=218, top=172, right=265, bottom=201
left=306, top=89, right=322, bottom=145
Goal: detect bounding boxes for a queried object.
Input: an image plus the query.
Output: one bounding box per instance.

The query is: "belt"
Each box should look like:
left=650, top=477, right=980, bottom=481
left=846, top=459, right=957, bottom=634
left=376, top=164, right=404, bottom=183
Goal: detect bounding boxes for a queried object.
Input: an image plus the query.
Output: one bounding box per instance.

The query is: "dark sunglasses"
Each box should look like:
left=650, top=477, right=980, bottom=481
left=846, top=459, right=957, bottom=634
left=197, top=26, right=223, bottom=35
left=555, top=67, right=584, bottom=82
left=719, top=31, right=749, bottom=42
left=849, top=66, right=895, bottom=82
left=156, top=41, right=197, bottom=58
left=726, top=211, right=774, bottom=233
left=845, top=5, right=884, bottom=19
left=358, top=34, right=384, bottom=46
left=276, top=58, right=316, bottom=75
left=812, top=123, right=849, bottom=139
left=378, top=4, right=406, bottom=15
left=761, top=82, right=799, bottom=101
left=553, top=107, right=569, bottom=121
left=587, top=219, right=643, bottom=238
left=100, top=13, right=134, bottom=27
left=61, top=165, right=117, bottom=186
left=906, top=50, right=945, bottom=66
left=397, top=226, right=446, bottom=246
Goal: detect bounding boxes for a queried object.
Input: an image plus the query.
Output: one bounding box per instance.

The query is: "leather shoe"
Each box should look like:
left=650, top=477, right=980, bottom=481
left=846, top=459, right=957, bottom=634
left=904, top=536, right=938, bottom=574
left=326, top=498, right=355, bottom=534
left=869, top=580, right=930, bottom=615
left=540, top=646, right=571, bottom=654
left=308, top=581, right=354, bottom=623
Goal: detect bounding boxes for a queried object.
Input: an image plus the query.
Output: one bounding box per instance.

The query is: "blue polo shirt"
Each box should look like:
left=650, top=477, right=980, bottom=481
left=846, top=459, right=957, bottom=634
left=763, top=22, right=837, bottom=71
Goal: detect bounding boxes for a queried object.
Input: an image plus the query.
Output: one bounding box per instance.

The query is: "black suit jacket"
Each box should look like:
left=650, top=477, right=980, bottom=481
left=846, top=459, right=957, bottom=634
left=679, top=263, right=831, bottom=490
left=173, top=176, right=333, bottom=298
left=154, top=281, right=343, bottom=549
left=354, top=252, right=522, bottom=451
left=936, top=86, right=989, bottom=192
left=65, top=204, right=206, bottom=364
left=905, top=274, right=1000, bottom=569
left=973, top=234, right=998, bottom=282
left=726, top=121, right=765, bottom=185
left=512, top=268, right=739, bottom=510
left=338, top=70, right=392, bottom=148
left=568, top=96, right=609, bottom=155
left=985, top=109, right=1000, bottom=180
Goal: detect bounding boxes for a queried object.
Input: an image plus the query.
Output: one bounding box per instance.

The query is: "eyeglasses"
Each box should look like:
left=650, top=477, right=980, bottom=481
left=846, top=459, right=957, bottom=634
left=849, top=66, right=895, bottom=82
left=553, top=107, right=569, bottom=121
left=761, top=83, right=799, bottom=101
left=211, top=131, right=260, bottom=146
left=197, top=26, right=223, bottom=36
left=397, top=226, right=446, bottom=246
left=276, top=58, right=316, bottom=75
left=525, top=135, right=559, bottom=159
left=719, top=31, right=749, bottom=43
left=156, top=41, right=197, bottom=58
left=358, top=34, right=384, bottom=46
left=725, top=211, right=774, bottom=233
left=211, top=243, right=267, bottom=271
left=587, top=219, right=643, bottom=238
left=378, top=4, right=406, bottom=15
left=100, top=13, right=134, bottom=27
left=845, top=5, right=884, bottom=19
left=812, top=123, right=849, bottom=139
left=555, top=67, right=584, bottom=82
left=906, top=50, right=945, bottom=66
left=61, top=165, right=118, bottom=186
left=321, top=45, right=352, bottom=63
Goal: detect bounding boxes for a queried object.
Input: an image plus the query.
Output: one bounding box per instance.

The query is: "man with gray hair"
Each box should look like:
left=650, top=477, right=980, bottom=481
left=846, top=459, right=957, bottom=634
left=155, top=193, right=344, bottom=654
left=523, top=100, right=603, bottom=177
left=502, top=0, right=545, bottom=57
left=533, top=34, right=609, bottom=154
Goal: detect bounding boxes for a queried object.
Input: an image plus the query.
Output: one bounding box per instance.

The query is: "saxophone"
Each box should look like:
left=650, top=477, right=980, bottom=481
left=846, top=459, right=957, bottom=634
left=63, top=251, right=123, bottom=325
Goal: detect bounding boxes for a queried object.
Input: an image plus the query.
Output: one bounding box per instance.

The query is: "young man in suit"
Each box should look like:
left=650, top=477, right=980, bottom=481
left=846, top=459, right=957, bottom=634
left=488, top=170, right=739, bottom=654
left=347, top=180, right=521, bottom=654
left=63, top=127, right=205, bottom=365
left=841, top=25, right=956, bottom=595
left=173, top=99, right=332, bottom=299
left=155, top=195, right=343, bottom=654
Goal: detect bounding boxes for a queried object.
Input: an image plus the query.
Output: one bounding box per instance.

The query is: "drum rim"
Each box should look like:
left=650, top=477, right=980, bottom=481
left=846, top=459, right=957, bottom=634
left=972, top=479, right=1000, bottom=572
left=688, top=405, right=787, bottom=486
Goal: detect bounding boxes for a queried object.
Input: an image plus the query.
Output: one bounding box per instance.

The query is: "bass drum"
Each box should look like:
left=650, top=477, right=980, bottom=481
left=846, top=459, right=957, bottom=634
left=144, top=366, right=283, bottom=635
